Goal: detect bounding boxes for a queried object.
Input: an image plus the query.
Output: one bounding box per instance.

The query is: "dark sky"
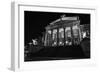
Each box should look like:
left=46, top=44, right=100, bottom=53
left=24, top=11, right=90, bottom=45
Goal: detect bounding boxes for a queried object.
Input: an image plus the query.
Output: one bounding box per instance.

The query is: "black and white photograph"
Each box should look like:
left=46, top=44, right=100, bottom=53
left=10, top=2, right=97, bottom=71
left=24, top=11, right=90, bottom=62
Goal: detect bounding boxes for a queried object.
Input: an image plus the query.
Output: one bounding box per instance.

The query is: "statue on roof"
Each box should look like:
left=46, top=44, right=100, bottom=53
left=60, top=14, right=66, bottom=18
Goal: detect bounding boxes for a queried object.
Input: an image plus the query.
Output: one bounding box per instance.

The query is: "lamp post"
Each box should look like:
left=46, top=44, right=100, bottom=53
left=28, top=42, right=32, bottom=46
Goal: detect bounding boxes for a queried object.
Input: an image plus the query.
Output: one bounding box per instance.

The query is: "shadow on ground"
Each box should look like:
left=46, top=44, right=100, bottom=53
left=25, top=45, right=90, bottom=61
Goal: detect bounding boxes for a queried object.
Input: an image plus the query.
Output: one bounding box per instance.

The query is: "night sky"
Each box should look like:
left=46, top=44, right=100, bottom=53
left=24, top=11, right=90, bottom=45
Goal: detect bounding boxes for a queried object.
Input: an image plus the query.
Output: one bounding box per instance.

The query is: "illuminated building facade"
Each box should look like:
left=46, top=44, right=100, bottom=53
left=44, top=15, right=82, bottom=46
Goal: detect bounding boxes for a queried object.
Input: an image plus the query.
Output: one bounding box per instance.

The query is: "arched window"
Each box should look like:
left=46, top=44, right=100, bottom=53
left=72, top=25, right=80, bottom=45
left=47, top=30, right=52, bottom=46
left=65, top=27, right=72, bottom=45
left=72, top=25, right=79, bottom=37
left=52, top=29, right=57, bottom=46
left=59, top=28, right=64, bottom=46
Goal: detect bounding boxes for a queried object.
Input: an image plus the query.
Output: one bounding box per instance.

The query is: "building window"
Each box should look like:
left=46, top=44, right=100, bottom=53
left=72, top=25, right=80, bottom=45
left=59, top=28, right=64, bottom=46
left=65, top=27, right=72, bottom=45
left=52, top=29, right=57, bottom=46
left=47, top=30, right=52, bottom=46
left=72, top=25, right=79, bottom=37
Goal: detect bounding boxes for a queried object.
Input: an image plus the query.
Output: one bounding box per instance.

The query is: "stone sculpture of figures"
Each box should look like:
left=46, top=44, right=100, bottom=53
left=32, top=39, right=38, bottom=45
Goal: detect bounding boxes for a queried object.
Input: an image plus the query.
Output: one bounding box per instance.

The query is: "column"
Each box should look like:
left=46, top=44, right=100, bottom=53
left=78, top=25, right=82, bottom=42
left=51, top=29, right=53, bottom=46
left=71, top=26, right=74, bottom=45
left=64, top=27, right=65, bottom=46
left=57, top=28, right=59, bottom=46
left=44, top=31, right=47, bottom=46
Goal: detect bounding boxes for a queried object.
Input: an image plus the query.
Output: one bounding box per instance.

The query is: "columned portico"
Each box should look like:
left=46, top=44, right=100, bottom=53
left=44, top=16, right=81, bottom=46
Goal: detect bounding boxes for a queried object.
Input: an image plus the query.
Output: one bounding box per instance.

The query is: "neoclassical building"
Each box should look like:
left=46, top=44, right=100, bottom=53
left=44, top=15, right=82, bottom=46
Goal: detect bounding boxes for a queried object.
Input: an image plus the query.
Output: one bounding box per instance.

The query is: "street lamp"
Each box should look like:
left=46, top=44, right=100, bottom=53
left=28, top=42, right=32, bottom=46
